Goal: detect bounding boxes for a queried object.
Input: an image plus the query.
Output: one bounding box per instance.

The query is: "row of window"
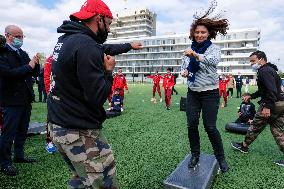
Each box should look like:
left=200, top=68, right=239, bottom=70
left=114, top=66, right=180, bottom=73
left=116, top=60, right=181, bottom=66
left=216, top=31, right=260, bottom=40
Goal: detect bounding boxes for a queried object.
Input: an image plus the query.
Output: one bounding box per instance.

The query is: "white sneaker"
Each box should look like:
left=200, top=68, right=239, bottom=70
left=160, top=98, right=162, bottom=102
left=151, top=98, right=155, bottom=102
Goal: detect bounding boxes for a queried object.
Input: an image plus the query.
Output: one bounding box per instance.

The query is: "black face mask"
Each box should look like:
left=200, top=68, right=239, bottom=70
left=96, top=17, right=108, bottom=44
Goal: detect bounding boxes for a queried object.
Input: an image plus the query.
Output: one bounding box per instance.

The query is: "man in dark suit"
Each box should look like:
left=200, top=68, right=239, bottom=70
left=236, top=72, right=243, bottom=98
left=37, top=67, right=47, bottom=103
left=0, top=25, right=40, bottom=176
left=0, top=35, right=6, bottom=131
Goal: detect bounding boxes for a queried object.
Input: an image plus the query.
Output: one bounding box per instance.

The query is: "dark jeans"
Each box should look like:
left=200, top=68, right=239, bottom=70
left=227, top=88, right=233, bottom=97
left=186, top=88, right=225, bottom=161
left=0, top=105, right=32, bottom=168
left=235, top=116, right=249, bottom=124
left=171, top=86, right=178, bottom=95
left=236, top=86, right=242, bottom=98
left=38, top=87, right=47, bottom=102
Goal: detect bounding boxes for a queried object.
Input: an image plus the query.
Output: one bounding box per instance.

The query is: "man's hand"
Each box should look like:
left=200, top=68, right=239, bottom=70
left=238, top=112, right=242, bottom=117
left=131, top=42, right=143, bottom=50
left=104, top=54, right=116, bottom=71
left=181, top=70, right=188, bottom=78
left=248, top=119, right=253, bottom=124
left=29, top=54, right=40, bottom=69
left=262, top=107, right=271, bottom=118
left=243, top=95, right=251, bottom=102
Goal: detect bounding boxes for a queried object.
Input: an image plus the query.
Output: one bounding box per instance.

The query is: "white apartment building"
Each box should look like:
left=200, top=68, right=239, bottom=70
left=107, top=9, right=260, bottom=83
left=109, top=8, right=156, bottom=39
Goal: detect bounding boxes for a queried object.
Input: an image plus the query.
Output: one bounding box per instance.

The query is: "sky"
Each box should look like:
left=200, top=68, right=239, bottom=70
left=0, top=0, right=283, bottom=70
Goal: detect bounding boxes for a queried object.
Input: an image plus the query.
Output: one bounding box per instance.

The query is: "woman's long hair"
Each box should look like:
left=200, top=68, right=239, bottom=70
left=189, top=0, right=229, bottom=40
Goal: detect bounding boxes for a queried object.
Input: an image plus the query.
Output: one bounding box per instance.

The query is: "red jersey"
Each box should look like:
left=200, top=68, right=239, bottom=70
left=112, top=74, right=128, bottom=90
left=163, top=73, right=175, bottom=89
left=44, top=55, right=53, bottom=94
left=219, top=76, right=230, bottom=91
left=147, top=74, right=163, bottom=85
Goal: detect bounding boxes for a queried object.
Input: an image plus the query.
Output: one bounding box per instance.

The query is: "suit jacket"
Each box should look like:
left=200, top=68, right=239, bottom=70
left=0, top=45, right=39, bottom=106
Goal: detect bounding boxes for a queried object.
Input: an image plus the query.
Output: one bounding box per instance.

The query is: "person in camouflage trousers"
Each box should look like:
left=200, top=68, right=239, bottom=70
left=231, top=50, right=284, bottom=167
left=244, top=102, right=284, bottom=148
left=49, top=124, right=117, bottom=189
left=46, top=0, right=134, bottom=188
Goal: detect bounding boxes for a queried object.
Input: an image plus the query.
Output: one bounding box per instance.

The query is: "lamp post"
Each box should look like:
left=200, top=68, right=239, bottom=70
left=132, top=63, right=135, bottom=83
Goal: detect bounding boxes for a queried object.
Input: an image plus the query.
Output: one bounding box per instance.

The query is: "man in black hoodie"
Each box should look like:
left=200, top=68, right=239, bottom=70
left=47, top=0, right=143, bottom=188
left=231, top=50, right=284, bottom=167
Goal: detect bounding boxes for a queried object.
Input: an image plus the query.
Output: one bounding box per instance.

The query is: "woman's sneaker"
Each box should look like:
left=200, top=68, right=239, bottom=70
left=188, top=156, right=199, bottom=168
left=45, top=142, right=57, bottom=154
left=218, top=159, right=229, bottom=173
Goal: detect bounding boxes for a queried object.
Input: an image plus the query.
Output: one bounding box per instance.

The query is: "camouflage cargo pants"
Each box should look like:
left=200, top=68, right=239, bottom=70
left=48, top=123, right=118, bottom=189
left=245, top=101, right=284, bottom=153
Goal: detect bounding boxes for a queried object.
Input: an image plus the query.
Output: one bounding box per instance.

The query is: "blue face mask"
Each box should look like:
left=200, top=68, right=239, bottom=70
left=11, top=38, right=23, bottom=49
left=252, top=63, right=261, bottom=71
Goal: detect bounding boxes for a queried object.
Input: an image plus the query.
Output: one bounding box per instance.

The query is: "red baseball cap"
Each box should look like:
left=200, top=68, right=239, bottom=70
left=70, top=0, right=113, bottom=21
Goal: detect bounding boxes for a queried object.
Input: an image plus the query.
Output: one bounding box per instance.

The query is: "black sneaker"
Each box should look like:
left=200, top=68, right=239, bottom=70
left=273, top=160, right=284, bottom=167
left=218, top=159, right=229, bottom=173
left=188, top=156, right=199, bottom=168
left=166, top=107, right=171, bottom=110
left=1, top=165, right=18, bottom=176
left=231, top=141, right=249, bottom=153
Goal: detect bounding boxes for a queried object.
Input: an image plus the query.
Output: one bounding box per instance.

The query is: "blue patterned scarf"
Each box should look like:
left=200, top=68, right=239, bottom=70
left=186, top=40, right=212, bottom=82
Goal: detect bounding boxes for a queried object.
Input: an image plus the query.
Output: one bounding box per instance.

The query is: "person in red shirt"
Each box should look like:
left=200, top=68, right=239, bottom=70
left=219, top=74, right=230, bottom=107
left=44, top=55, right=53, bottom=95
left=112, top=68, right=128, bottom=99
left=163, top=68, right=175, bottom=110
left=147, top=71, right=163, bottom=103
left=43, top=55, right=57, bottom=153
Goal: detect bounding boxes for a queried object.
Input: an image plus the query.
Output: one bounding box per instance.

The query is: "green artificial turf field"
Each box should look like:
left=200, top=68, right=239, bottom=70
left=0, top=84, right=283, bottom=189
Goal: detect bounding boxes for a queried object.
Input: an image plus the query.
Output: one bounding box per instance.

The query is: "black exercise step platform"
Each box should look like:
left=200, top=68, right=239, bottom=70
left=164, top=154, right=219, bottom=189
left=27, top=122, right=46, bottom=136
